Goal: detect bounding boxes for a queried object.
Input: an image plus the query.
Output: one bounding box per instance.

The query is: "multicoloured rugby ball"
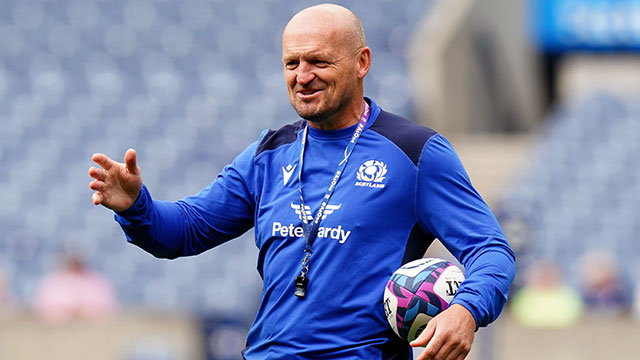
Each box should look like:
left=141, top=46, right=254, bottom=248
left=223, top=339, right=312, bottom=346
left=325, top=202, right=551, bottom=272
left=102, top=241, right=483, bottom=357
left=383, top=258, right=465, bottom=342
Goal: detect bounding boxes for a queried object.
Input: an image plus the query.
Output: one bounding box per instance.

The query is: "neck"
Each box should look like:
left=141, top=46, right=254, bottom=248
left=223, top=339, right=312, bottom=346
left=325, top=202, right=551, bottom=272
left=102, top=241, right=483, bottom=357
left=307, top=98, right=366, bottom=131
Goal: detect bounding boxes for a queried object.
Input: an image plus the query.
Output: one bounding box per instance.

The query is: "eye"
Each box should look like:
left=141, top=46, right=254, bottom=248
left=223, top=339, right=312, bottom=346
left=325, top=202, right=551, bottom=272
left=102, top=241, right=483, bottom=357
left=313, top=60, right=329, bottom=67
left=285, top=60, right=298, bottom=70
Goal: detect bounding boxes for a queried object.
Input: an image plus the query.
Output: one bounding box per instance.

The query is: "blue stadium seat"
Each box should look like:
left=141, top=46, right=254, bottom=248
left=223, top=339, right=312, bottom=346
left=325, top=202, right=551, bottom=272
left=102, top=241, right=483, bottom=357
left=497, top=91, right=640, bottom=287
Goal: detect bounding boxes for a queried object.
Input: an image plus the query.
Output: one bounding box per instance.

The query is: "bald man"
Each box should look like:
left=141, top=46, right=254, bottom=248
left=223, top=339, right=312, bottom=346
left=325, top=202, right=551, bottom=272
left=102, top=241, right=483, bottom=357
left=89, top=4, right=515, bottom=360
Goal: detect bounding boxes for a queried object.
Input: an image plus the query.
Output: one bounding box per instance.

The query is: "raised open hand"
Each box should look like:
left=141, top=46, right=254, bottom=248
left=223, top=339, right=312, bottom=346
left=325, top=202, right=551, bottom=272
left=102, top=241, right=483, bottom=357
left=89, top=149, right=143, bottom=212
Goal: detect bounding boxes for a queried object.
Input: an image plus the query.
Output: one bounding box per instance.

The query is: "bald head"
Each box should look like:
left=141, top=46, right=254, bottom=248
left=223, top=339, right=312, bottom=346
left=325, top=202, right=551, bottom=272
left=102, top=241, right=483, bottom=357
left=283, top=4, right=366, bottom=56
left=281, top=4, right=371, bottom=129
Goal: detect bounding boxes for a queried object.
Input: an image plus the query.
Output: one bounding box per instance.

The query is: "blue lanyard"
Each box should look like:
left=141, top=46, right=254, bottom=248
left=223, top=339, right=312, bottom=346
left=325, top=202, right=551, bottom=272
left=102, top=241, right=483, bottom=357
left=294, top=100, right=370, bottom=298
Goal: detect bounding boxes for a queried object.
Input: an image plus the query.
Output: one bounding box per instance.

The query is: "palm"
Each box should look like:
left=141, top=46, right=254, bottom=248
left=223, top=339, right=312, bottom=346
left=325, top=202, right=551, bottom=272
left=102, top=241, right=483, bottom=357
left=89, top=149, right=143, bottom=212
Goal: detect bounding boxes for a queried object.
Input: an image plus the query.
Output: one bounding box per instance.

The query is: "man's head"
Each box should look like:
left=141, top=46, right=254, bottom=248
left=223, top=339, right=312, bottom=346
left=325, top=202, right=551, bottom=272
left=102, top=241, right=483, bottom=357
left=282, top=4, right=371, bottom=129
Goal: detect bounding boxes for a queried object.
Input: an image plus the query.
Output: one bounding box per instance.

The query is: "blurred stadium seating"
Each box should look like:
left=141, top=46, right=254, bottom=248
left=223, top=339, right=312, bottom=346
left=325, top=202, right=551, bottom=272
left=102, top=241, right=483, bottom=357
left=0, top=0, right=435, bottom=323
left=497, top=91, right=640, bottom=288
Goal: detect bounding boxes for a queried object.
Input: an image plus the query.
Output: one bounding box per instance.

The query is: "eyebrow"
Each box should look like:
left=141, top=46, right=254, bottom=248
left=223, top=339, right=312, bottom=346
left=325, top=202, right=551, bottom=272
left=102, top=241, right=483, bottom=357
left=282, top=50, right=334, bottom=63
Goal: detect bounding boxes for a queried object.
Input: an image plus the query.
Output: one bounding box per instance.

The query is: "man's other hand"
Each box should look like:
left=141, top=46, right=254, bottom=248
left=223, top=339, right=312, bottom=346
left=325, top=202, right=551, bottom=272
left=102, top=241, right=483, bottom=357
left=89, top=149, right=143, bottom=212
left=411, top=304, right=476, bottom=360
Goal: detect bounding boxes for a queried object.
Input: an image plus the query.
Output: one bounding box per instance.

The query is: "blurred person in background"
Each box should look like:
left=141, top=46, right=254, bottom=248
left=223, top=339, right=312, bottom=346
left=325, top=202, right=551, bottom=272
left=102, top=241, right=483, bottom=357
left=89, top=4, right=515, bottom=359
left=34, top=254, right=116, bottom=323
left=579, top=250, right=631, bottom=316
left=510, top=259, right=583, bottom=328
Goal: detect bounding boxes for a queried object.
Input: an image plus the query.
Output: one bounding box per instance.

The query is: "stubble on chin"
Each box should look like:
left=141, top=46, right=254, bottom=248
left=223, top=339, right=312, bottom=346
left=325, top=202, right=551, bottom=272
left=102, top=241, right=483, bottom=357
left=292, top=94, right=352, bottom=124
left=293, top=100, right=328, bottom=122
left=297, top=109, right=330, bottom=123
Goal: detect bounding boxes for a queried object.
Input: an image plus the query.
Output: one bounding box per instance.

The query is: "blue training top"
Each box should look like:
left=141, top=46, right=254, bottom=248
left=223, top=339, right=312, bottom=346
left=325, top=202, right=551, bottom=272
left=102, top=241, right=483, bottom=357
left=114, top=98, right=516, bottom=360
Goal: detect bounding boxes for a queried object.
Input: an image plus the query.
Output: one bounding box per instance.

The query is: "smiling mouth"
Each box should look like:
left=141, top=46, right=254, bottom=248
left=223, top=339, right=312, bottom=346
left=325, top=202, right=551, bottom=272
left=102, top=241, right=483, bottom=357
left=296, top=89, right=323, bottom=100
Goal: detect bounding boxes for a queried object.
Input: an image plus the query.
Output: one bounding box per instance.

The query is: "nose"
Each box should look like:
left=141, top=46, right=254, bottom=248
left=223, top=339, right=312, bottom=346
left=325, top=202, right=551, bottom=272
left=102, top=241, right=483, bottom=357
left=296, top=62, right=315, bottom=86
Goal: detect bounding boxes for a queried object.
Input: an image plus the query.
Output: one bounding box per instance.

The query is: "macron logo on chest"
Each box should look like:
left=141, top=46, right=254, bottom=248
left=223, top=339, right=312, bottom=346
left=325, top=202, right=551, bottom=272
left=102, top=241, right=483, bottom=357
left=282, top=164, right=297, bottom=186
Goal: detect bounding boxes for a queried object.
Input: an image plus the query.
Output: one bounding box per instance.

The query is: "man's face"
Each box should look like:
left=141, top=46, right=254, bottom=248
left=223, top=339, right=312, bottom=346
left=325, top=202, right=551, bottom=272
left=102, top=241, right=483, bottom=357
left=282, top=28, right=359, bottom=123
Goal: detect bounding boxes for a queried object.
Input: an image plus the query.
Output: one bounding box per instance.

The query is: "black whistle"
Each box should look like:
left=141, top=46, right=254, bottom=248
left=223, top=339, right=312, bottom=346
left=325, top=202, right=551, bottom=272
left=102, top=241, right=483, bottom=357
left=295, top=275, right=309, bottom=298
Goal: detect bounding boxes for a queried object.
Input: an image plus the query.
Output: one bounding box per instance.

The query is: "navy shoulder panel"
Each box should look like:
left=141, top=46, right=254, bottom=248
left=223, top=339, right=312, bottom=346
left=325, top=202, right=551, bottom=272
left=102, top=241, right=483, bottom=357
left=256, top=120, right=306, bottom=157
left=369, top=110, right=437, bottom=166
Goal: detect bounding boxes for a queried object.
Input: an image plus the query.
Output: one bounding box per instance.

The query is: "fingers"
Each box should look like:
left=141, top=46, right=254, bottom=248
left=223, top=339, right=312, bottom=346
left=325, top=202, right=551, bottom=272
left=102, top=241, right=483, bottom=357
left=452, top=349, right=467, bottom=360
left=89, top=179, right=108, bottom=192
left=124, top=148, right=140, bottom=175
left=88, top=166, right=108, bottom=181
left=91, top=191, right=104, bottom=205
left=412, top=319, right=437, bottom=360
left=427, top=338, right=457, bottom=360
left=411, top=321, right=436, bottom=348
left=417, top=332, right=444, bottom=360
left=417, top=326, right=472, bottom=360
left=416, top=338, right=460, bottom=360
left=441, top=346, right=467, bottom=360
left=89, top=156, right=109, bottom=206
left=419, top=332, right=472, bottom=360
left=91, top=153, right=117, bottom=170
left=91, top=149, right=139, bottom=177
left=412, top=304, right=475, bottom=360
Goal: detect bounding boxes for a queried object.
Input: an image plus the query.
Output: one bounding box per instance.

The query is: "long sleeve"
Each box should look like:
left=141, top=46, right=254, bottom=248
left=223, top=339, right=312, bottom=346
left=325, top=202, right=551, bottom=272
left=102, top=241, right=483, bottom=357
left=416, top=134, right=516, bottom=327
left=113, top=141, right=259, bottom=259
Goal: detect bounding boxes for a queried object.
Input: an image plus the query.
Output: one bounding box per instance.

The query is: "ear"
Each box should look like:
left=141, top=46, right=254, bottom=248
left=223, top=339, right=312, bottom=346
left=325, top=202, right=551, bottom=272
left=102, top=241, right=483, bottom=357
left=356, top=47, right=371, bottom=79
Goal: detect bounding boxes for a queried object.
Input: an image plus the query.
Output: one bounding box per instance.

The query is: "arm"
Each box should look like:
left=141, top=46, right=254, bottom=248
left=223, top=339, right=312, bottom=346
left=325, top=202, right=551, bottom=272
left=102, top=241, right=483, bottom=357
left=413, top=134, right=516, bottom=359
left=90, top=144, right=258, bottom=259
